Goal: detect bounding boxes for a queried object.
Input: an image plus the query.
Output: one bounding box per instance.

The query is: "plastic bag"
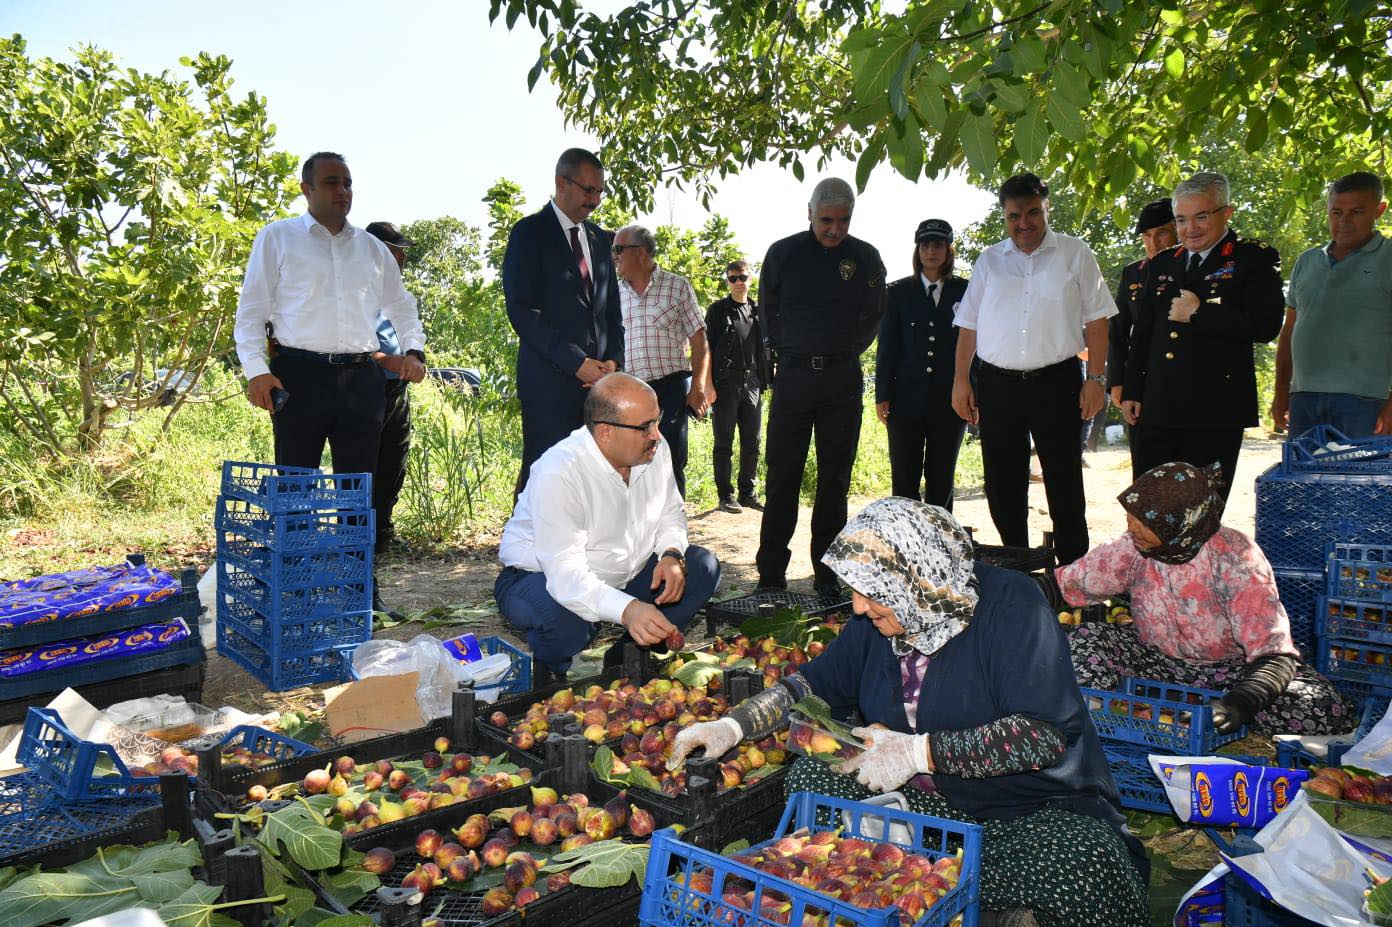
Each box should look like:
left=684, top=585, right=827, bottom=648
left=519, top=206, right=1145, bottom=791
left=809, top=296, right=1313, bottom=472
left=351, top=635, right=463, bottom=720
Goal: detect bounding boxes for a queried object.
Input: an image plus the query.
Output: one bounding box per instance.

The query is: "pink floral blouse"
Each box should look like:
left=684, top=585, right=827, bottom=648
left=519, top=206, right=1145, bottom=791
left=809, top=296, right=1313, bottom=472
left=1055, top=526, right=1299, bottom=663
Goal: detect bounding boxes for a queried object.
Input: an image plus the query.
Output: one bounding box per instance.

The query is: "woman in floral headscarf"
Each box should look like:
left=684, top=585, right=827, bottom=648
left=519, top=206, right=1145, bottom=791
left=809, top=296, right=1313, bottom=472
left=1041, top=461, right=1352, bottom=735
left=669, top=497, right=1149, bottom=927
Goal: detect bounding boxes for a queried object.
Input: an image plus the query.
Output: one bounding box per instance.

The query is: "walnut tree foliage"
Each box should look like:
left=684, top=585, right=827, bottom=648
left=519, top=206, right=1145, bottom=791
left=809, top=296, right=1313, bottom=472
left=0, top=36, right=296, bottom=452
left=488, top=0, right=1390, bottom=225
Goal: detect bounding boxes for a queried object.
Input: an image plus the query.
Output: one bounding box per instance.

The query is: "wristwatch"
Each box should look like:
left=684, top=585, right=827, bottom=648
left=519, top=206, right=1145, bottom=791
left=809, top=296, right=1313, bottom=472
left=660, top=548, right=686, bottom=568
left=406, top=349, right=426, bottom=363
left=1086, top=373, right=1107, bottom=387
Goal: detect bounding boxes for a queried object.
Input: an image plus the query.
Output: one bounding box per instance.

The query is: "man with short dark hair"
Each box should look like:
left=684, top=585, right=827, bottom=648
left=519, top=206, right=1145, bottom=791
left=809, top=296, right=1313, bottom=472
left=613, top=224, right=712, bottom=498
left=1123, top=171, right=1285, bottom=493
left=503, top=147, right=624, bottom=488
left=706, top=259, right=770, bottom=513
left=756, top=178, right=887, bottom=597
left=1110, top=200, right=1178, bottom=476
left=953, top=173, right=1114, bottom=565
left=1272, top=171, right=1392, bottom=438
left=494, top=373, right=720, bottom=673
left=235, top=151, right=426, bottom=478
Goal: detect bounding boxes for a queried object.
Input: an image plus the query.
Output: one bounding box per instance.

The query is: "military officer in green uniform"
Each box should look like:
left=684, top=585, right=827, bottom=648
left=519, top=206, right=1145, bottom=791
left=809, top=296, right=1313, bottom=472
left=1122, top=172, right=1285, bottom=497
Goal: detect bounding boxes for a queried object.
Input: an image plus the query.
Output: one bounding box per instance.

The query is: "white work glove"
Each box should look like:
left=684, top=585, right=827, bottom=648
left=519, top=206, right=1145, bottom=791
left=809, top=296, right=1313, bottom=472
left=838, top=727, right=933, bottom=793
left=667, top=717, right=743, bottom=771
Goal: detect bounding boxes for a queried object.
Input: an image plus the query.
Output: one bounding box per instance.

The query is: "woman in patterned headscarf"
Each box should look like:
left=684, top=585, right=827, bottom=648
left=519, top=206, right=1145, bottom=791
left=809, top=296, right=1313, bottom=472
left=1040, top=461, right=1352, bottom=736
left=669, top=497, right=1149, bottom=927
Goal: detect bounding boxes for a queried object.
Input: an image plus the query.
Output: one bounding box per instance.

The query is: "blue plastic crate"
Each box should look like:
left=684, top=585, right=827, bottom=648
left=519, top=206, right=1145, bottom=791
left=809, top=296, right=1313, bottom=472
left=1318, top=595, right=1392, bottom=646
left=1319, top=636, right=1392, bottom=692
left=218, top=560, right=369, bottom=622
left=1326, top=542, right=1392, bottom=602
left=220, top=461, right=371, bottom=514
left=217, top=724, right=315, bottom=761
left=217, top=534, right=372, bottom=587
left=639, top=792, right=983, bottom=927
left=1282, top=425, right=1392, bottom=476
left=217, top=621, right=353, bottom=691
left=0, top=632, right=204, bottom=704
left=1275, top=697, right=1388, bottom=769
left=218, top=593, right=370, bottom=656
left=0, top=771, right=161, bottom=861
left=16, top=708, right=160, bottom=803
left=1083, top=678, right=1246, bottom=754
left=1101, top=741, right=1172, bottom=813
left=1255, top=464, right=1392, bottom=572
left=1274, top=569, right=1323, bottom=659
left=216, top=497, right=375, bottom=553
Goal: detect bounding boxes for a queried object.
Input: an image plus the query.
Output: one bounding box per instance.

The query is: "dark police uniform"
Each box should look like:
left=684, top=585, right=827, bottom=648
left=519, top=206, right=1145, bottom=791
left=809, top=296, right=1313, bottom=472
left=705, top=295, right=770, bottom=504
left=756, top=230, right=887, bottom=593
left=876, top=274, right=969, bottom=508
left=1109, top=257, right=1148, bottom=476
left=1123, top=230, right=1284, bottom=496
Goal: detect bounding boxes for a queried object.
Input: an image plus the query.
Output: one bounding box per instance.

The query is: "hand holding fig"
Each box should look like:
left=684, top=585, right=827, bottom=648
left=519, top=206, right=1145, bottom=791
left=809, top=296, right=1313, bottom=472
left=839, top=727, right=932, bottom=793
left=667, top=717, right=743, bottom=771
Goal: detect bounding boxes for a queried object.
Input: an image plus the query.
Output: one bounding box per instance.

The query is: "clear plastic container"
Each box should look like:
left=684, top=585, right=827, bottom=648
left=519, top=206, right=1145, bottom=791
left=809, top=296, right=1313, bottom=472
left=120, top=702, right=229, bottom=745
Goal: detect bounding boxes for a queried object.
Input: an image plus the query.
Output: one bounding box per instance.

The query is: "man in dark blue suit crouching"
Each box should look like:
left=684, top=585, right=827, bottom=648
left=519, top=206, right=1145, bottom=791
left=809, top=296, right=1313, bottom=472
left=503, top=148, right=625, bottom=489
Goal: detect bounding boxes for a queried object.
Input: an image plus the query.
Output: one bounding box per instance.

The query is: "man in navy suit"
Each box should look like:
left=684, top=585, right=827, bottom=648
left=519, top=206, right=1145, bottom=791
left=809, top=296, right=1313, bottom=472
left=503, top=148, right=625, bottom=487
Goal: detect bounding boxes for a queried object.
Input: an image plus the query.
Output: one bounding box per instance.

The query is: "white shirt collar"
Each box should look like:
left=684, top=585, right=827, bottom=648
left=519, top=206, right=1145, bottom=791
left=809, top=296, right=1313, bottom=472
left=299, top=211, right=355, bottom=238
left=578, top=424, right=648, bottom=484
left=1001, top=228, right=1057, bottom=256
left=551, top=199, right=580, bottom=233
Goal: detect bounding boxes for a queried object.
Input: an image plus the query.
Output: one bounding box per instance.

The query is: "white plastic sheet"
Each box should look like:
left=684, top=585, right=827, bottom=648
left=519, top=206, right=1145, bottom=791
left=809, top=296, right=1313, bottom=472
left=1342, top=700, right=1392, bottom=774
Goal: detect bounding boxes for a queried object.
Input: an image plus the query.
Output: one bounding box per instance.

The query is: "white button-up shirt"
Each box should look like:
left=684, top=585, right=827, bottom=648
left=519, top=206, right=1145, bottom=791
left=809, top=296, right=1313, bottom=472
left=498, top=426, right=688, bottom=624
left=954, top=229, right=1116, bottom=370
left=234, top=213, right=424, bottom=380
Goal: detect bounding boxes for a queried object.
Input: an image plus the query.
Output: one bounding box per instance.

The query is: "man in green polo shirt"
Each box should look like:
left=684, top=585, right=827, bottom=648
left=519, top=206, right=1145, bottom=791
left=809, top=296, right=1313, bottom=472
left=1273, top=171, right=1392, bottom=437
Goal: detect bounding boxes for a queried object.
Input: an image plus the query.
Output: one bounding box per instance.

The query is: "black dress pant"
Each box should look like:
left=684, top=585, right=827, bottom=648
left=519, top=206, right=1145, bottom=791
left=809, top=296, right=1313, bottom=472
left=1130, top=424, right=1243, bottom=500
left=650, top=372, right=691, bottom=498
left=756, top=363, right=862, bottom=589
left=977, top=360, right=1087, bottom=565
left=886, top=403, right=966, bottom=510
left=518, top=381, right=586, bottom=490
left=711, top=370, right=763, bottom=501
left=270, top=354, right=386, bottom=480
left=374, top=377, right=411, bottom=543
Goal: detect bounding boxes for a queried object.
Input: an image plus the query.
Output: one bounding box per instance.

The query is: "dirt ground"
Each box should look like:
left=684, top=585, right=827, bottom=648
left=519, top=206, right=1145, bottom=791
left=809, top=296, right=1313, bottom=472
left=201, top=432, right=1284, bottom=713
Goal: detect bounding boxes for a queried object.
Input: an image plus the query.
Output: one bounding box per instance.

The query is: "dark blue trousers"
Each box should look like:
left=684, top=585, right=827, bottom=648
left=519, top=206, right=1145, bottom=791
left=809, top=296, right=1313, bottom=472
left=494, top=546, right=721, bottom=673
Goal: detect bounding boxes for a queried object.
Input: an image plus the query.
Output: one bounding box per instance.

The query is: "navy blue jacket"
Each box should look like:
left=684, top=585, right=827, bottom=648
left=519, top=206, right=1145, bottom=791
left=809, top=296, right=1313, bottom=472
left=502, top=206, right=624, bottom=404
left=875, top=274, right=968, bottom=413
left=799, top=564, right=1124, bottom=829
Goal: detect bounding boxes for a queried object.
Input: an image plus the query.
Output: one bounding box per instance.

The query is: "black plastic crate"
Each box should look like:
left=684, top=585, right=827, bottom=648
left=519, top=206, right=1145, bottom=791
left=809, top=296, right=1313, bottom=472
left=974, top=541, right=1055, bottom=573
left=0, top=567, right=201, bottom=650
left=704, top=590, right=850, bottom=632
left=0, top=654, right=204, bottom=726
left=0, top=632, right=205, bottom=706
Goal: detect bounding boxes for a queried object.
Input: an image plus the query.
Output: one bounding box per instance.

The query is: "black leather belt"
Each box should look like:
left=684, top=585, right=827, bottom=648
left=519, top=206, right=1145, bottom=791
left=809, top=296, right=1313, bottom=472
left=277, top=346, right=375, bottom=365
left=979, top=358, right=1078, bottom=380
left=647, top=371, right=690, bottom=388
left=782, top=352, right=853, bottom=371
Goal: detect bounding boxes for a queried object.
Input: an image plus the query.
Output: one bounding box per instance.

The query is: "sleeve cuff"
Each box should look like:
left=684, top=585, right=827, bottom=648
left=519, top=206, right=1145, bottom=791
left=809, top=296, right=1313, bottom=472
left=242, top=358, right=271, bottom=381
left=596, top=586, right=636, bottom=624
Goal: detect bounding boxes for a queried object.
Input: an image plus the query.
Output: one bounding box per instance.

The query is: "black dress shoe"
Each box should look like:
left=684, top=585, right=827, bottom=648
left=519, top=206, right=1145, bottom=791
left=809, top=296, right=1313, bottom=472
left=814, top=581, right=844, bottom=600
left=371, top=587, right=405, bottom=622
left=719, top=496, right=742, bottom=514
left=738, top=496, right=764, bottom=511
left=754, top=578, right=787, bottom=595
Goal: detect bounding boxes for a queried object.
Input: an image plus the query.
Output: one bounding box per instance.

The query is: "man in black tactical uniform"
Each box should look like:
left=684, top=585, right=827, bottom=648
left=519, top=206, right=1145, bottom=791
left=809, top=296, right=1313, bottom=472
left=755, top=178, right=887, bottom=598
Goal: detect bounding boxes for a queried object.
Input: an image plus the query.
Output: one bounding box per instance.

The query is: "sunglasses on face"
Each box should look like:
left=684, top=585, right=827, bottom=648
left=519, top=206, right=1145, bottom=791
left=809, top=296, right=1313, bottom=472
left=612, top=244, right=644, bottom=255
left=727, top=274, right=749, bottom=283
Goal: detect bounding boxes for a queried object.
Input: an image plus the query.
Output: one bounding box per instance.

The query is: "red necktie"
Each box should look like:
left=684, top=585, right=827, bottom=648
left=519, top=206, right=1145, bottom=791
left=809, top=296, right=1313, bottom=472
left=570, top=226, right=593, bottom=300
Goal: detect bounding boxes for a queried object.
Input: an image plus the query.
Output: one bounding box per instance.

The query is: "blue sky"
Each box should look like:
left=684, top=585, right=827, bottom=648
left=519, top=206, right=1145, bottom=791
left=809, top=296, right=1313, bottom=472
left=4, top=0, right=995, bottom=266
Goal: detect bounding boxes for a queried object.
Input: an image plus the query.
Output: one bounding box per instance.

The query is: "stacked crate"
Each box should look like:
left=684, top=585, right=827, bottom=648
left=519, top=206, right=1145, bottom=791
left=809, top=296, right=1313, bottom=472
left=1256, top=427, right=1392, bottom=658
left=1082, top=678, right=1249, bottom=813
left=215, top=461, right=373, bottom=691
left=1315, top=543, right=1392, bottom=704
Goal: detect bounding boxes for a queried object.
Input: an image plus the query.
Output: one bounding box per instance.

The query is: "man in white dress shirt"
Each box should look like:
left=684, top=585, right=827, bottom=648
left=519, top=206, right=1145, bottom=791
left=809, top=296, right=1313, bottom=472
left=494, top=373, right=721, bottom=673
left=951, top=173, right=1115, bottom=565
left=234, top=152, right=426, bottom=479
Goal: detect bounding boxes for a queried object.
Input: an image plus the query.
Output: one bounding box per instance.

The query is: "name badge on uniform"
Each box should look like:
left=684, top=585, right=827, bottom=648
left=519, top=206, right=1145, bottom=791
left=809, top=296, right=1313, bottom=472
left=838, top=258, right=857, bottom=281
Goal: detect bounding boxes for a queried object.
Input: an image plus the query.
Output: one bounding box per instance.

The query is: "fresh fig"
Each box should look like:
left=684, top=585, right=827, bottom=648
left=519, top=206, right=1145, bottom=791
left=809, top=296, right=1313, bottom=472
left=361, top=847, right=395, bottom=874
